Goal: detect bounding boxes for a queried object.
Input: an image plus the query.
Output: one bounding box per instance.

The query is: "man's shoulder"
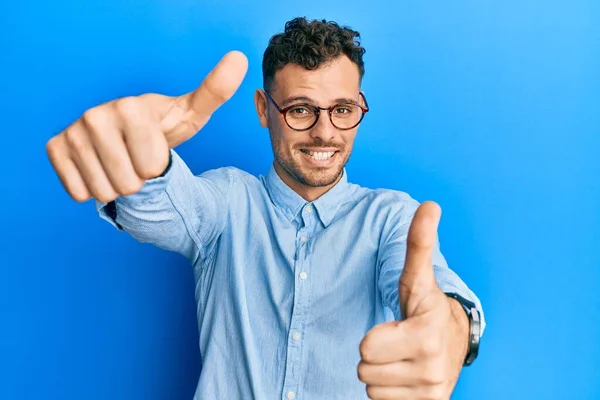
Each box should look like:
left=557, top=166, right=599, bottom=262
left=196, top=165, right=262, bottom=189
left=351, top=183, right=420, bottom=210
left=196, top=165, right=254, bottom=179
left=347, top=183, right=422, bottom=228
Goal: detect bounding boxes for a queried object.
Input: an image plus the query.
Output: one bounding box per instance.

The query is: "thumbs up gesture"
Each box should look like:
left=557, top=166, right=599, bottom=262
left=357, top=202, right=471, bottom=400
left=46, top=51, right=248, bottom=203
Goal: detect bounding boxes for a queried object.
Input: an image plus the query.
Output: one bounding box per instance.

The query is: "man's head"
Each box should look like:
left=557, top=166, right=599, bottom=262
left=255, top=17, right=367, bottom=199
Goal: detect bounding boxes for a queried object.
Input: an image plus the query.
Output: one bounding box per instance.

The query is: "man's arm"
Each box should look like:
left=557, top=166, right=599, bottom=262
left=45, top=50, right=248, bottom=238
left=357, top=199, right=485, bottom=400
left=377, top=195, right=486, bottom=333
left=96, top=150, right=232, bottom=264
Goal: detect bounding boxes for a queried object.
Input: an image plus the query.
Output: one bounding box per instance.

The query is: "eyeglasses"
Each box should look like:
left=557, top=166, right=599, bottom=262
left=264, top=90, right=369, bottom=131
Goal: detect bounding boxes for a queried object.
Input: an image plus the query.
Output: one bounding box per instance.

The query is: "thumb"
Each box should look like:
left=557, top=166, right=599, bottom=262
left=158, top=50, right=249, bottom=147
left=399, top=201, right=442, bottom=318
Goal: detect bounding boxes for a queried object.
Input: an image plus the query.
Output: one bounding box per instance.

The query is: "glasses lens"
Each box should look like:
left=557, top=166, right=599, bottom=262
left=284, top=103, right=365, bottom=130
left=285, top=105, right=317, bottom=130
left=331, top=104, right=364, bottom=129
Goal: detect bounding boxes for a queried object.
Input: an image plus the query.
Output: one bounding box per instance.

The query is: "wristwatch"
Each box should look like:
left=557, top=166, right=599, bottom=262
left=445, top=292, right=481, bottom=366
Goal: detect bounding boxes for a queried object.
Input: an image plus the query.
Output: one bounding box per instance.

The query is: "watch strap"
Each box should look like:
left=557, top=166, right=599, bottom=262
left=445, top=292, right=481, bottom=366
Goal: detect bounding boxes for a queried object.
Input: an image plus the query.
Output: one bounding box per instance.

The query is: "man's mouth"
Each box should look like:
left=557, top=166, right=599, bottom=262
left=300, top=149, right=337, bottom=160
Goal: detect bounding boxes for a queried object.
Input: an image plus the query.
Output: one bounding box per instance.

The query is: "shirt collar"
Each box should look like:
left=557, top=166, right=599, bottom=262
left=263, top=164, right=351, bottom=228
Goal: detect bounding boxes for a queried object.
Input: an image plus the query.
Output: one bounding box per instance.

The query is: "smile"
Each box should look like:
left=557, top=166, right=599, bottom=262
left=299, top=148, right=340, bottom=167
left=300, top=149, right=336, bottom=160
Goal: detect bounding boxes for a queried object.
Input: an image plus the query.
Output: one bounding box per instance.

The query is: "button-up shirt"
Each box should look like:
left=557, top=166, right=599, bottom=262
left=97, top=150, right=485, bottom=400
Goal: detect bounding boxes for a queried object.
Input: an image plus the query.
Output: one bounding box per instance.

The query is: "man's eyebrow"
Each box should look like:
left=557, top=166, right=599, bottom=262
left=282, top=96, right=360, bottom=107
left=333, top=97, right=360, bottom=106
left=281, top=96, right=315, bottom=107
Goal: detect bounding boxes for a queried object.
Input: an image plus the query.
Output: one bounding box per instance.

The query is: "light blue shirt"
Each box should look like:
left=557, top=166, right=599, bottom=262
left=97, top=150, right=485, bottom=400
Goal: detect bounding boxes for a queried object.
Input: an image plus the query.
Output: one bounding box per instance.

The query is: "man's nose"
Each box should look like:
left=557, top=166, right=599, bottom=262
left=309, top=110, right=338, bottom=143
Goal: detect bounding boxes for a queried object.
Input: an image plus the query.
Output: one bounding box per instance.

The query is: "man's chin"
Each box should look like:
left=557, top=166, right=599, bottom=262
left=275, top=154, right=345, bottom=188
left=295, top=167, right=342, bottom=187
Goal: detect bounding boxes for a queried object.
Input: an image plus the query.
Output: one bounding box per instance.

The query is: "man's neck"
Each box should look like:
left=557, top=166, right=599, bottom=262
left=274, top=161, right=341, bottom=202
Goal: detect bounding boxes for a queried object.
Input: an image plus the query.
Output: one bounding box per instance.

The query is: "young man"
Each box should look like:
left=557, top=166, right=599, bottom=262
left=47, top=17, right=485, bottom=400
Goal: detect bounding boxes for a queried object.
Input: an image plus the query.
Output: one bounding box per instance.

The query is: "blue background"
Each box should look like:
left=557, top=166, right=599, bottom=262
left=1, top=1, right=599, bottom=399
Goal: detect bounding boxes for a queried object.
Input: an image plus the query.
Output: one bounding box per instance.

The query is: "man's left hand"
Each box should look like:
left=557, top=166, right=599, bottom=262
left=357, top=201, right=470, bottom=400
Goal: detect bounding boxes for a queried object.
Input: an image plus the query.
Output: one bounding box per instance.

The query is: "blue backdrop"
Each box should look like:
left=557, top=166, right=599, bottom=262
left=1, top=1, right=598, bottom=399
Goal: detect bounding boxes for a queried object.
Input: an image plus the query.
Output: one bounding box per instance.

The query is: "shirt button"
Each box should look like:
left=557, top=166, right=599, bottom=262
left=306, top=205, right=313, bottom=213
left=300, top=272, right=308, bottom=280
left=287, top=391, right=296, bottom=399
left=300, top=236, right=307, bottom=243
left=292, top=332, right=301, bottom=341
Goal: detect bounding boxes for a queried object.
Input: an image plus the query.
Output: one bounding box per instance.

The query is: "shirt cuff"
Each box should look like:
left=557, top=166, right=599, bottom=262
left=95, top=150, right=175, bottom=226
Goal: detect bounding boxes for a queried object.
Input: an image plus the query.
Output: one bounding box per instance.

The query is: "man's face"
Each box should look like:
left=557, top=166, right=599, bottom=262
left=257, top=56, right=364, bottom=188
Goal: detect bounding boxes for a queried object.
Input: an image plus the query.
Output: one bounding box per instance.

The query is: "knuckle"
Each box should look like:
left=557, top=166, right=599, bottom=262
left=82, top=106, right=106, bottom=128
left=359, top=337, right=374, bottom=362
left=64, top=128, right=86, bottom=153
left=46, top=136, right=60, bottom=159
left=203, top=80, right=229, bottom=104
left=114, top=96, right=140, bottom=116
left=359, top=325, right=389, bottom=362
left=45, top=135, right=56, bottom=151
left=356, top=362, right=368, bottom=383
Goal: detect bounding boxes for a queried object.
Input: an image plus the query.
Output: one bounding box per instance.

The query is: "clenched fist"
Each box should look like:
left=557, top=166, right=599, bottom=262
left=46, top=51, right=248, bottom=203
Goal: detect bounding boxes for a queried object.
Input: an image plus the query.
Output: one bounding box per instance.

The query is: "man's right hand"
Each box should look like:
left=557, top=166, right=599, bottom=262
left=46, top=50, right=248, bottom=203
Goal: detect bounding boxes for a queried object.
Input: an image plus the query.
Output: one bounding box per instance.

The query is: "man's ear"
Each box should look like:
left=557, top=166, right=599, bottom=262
left=254, top=89, right=269, bottom=128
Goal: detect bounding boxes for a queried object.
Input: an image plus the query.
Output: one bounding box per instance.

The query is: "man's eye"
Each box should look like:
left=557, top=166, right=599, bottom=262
left=290, top=106, right=310, bottom=115
left=334, top=105, right=354, bottom=114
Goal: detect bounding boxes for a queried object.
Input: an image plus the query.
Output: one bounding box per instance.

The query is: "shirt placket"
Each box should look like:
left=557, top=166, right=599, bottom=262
left=281, top=203, right=315, bottom=400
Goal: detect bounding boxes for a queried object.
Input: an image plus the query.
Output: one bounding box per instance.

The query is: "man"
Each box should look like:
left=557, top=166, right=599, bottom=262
left=46, top=17, right=485, bottom=400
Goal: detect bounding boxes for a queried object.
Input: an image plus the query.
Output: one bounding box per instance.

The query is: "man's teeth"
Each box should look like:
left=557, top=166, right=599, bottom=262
left=306, top=150, right=335, bottom=160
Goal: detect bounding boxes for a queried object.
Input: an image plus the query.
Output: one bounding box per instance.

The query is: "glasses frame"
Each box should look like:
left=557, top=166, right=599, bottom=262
left=264, top=90, right=369, bottom=131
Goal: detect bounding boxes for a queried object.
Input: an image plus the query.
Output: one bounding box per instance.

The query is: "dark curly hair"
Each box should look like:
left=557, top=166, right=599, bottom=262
left=262, top=17, right=366, bottom=93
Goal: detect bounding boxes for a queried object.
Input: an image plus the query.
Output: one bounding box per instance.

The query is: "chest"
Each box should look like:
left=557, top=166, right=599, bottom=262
left=219, top=201, right=383, bottom=313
